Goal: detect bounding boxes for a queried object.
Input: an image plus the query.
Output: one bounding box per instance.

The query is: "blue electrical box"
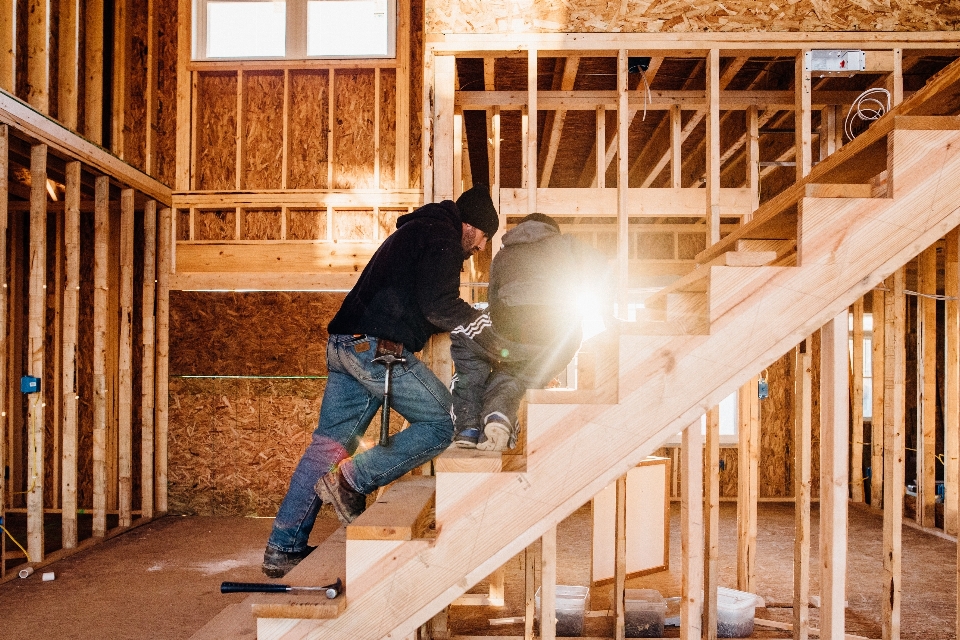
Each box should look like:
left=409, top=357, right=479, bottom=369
left=20, top=375, right=40, bottom=394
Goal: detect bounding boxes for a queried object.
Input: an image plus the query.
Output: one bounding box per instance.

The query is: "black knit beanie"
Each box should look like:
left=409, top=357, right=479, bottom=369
left=455, top=184, right=499, bottom=237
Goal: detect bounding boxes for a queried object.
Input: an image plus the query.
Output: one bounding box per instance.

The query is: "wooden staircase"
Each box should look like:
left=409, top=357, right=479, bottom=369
left=195, top=59, right=960, bottom=639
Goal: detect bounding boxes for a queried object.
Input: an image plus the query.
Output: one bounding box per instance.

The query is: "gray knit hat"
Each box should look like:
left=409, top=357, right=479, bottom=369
left=455, top=184, right=499, bottom=237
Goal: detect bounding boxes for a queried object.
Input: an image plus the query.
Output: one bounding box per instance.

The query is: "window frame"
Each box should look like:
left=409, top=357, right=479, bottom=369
left=194, top=0, right=398, bottom=61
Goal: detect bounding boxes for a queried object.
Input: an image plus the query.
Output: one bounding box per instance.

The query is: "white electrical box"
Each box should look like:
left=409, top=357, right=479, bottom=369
left=805, top=50, right=866, bottom=73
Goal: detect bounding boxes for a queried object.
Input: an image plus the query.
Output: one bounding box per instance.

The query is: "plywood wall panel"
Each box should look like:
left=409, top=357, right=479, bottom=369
left=154, top=0, right=179, bottom=185
left=379, top=209, right=405, bottom=238
left=409, top=0, right=424, bottom=189
left=125, top=0, right=149, bottom=172
left=424, top=0, right=960, bottom=33
left=287, top=70, right=329, bottom=190
left=177, top=210, right=190, bottom=240
left=333, top=209, right=375, bottom=242
left=251, top=292, right=331, bottom=376
left=380, top=69, right=397, bottom=189
left=760, top=348, right=793, bottom=498
left=77, top=209, right=95, bottom=509
left=194, top=210, right=235, bottom=240
left=334, top=70, right=375, bottom=189
left=43, top=211, right=58, bottom=509
left=195, top=72, right=237, bottom=190
left=677, top=233, right=705, bottom=260
left=286, top=209, right=325, bottom=240
left=242, top=209, right=282, bottom=240
left=243, top=71, right=284, bottom=190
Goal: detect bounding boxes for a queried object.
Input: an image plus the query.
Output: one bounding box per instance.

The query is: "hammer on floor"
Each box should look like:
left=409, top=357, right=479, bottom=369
left=372, top=352, right=406, bottom=447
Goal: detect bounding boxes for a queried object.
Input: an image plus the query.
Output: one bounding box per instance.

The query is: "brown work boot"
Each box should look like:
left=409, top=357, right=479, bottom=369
left=261, top=545, right=316, bottom=579
left=315, top=468, right=367, bottom=525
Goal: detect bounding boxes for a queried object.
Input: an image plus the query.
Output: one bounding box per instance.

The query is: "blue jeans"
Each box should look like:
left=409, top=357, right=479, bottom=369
left=267, top=334, right=453, bottom=553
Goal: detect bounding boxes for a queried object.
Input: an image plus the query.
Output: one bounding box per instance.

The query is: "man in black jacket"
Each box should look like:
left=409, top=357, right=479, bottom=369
left=263, top=185, right=509, bottom=578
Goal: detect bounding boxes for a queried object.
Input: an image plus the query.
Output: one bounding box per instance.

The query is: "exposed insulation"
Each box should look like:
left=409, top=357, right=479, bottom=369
left=242, top=209, right=282, bottom=241
left=287, top=70, right=329, bottom=190
left=243, top=71, right=284, bottom=190
left=125, top=0, right=150, bottom=172
left=425, top=0, right=960, bottom=33
left=154, top=0, right=179, bottom=185
left=286, top=209, right=326, bottom=241
left=334, top=70, right=376, bottom=189
left=409, top=0, right=424, bottom=189
left=333, top=209, right=375, bottom=242
left=194, top=210, right=236, bottom=241
left=380, top=69, right=398, bottom=189
left=195, top=72, right=238, bottom=190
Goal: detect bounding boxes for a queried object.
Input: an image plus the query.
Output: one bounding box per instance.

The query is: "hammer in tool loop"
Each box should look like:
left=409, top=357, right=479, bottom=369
left=372, top=344, right=406, bottom=447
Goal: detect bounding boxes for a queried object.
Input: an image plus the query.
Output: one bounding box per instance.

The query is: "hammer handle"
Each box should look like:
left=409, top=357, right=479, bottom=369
left=221, top=582, right=291, bottom=593
left=379, top=385, right=392, bottom=447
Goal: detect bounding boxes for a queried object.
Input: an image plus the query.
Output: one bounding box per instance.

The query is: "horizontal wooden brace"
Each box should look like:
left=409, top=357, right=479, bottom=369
left=176, top=241, right=377, bottom=273
left=500, top=187, right=753, bottom=217
left=173, top=189, right=423, bottom=209
left=170, top=271, right=360, bottom=291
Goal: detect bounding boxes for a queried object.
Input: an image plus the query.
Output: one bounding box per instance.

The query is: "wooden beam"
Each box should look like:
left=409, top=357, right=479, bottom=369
left=374, top=68, right=380, bottom=191
left=527, top=48, right=537, bottom=215
left=888, top=49, right=904, bottom=107
left=453, top=107, right=462, bottom=198
left=422, top=52, right=433, bottom=203
left=328, top=69, right=335, bottom=190
left=670, top=105, right=681, bottom=189
left=61, top=161, right=80, bottom=549
left=704, top=406, right=720, bottom=640
left=617, top=49, right=629, bottom=313
left=112, top=0, right=127, bottom=156
left=0, top=0, right=15, bottom=92
left=434, top=56, right=455, bottom=202
left=541, top=526, right=557, bottom=640
left=117, top=189, right=134, bottom=527
left=499, top=187, right=754, bottom=218
left=595, top=106, right=605, bottom=189
left=490, top=106, right=503, bottom=256
left=745, top=105, right=759, bottom=218
left=851, top=299, right=865, bottom=502
left=614, top=475, right=626, bottom=640
left=820, top=312, right=849, bottom=640
left=883, top=269, right=905, bottom=640
left=141, top=201, right=157, bottom=519
left=93, top=176, right=109, bottom=536
left=281, top=70, right=289, bottom=190
left=236, top=70, right=245, bottom=190
left=946, top=229, right=960, bottom=536
left=796, top=51, right=812, bottom=179
left=26, top=0, right=49, bottom=112
left=737, top=376, right=759, bottom=593
left=58, top=0, right=80, bottom=129
left=680, top=420, right=703, bottom=640
left=155, top=206, right=171, bottom=513
left=706, top=49, right=720, bottom=247
left=917, top=245, right=937, bottom=528
left=144, top=0, right=158, bottom=174
left=0, top=125, right=6, bottom=575
left=395, top=0, right=409, bottom=188
left=175, top=0, right=191, bottom=189
left=871, top=287, right=886, bottom=511
left=794, top=340, right=813, bottom=640
left=26, top=143, right=47, bottom=561
left=524, top=545, right=535, bottom=640
left=539, top=57, right=579, bottom=188
left=84, top=0, right=104, bottom=142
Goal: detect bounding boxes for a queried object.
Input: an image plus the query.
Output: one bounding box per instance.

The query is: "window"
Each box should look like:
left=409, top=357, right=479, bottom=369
left=195, top=0, right=396, bottom=60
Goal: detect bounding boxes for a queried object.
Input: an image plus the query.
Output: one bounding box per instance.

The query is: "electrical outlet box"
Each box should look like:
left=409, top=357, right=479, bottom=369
left=20, top=375, right=40, bottom=394
left=805, top=50, right=866, bottom=74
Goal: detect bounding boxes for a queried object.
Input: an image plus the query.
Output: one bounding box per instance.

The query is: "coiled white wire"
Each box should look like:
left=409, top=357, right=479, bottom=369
left=844, top=87, right=891, bottom=141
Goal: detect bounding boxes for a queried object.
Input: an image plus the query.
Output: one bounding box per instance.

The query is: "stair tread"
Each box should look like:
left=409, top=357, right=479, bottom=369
left=436, top=447, right=503, bottom=473
left=346, top=476, right=435, bottom=540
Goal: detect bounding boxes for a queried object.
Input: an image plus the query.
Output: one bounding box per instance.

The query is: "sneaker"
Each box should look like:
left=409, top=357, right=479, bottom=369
left=452, top=426, right=482, bottom=449
left=262, top=545, right=316, bottom=578
left=477, top=421, right=511, bottom=452
left=315, top=468, right=367, bottom=525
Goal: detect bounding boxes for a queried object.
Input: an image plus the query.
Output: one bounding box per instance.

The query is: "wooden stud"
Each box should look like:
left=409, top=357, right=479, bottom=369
left=422, top=51, right=433, bottom=202
left=539, top=57, right=580, bottom=188
left=141, top=201, right=156, bottom=520
left=0, top=126, right=6, bottom=574
left=26, top=0, right=49, bottom=112
left=704, top=406, right=720, bottom=640
left=112, top=0, right=127, bottom=155
left=671, top=104, right=682, bottom=189
left=52, top=192, right=62, bottom=512
left=737, top=376, right=759, bottom=593
left=236, top=69, right=245, bottom=190
left=745, top=105, right=760, bottom=218
left=26, top=144, right=47, bottom=561
left=883, top=270, right=905, bottom=640
left=680, top=420, right=703, bottom=640
left=821, top=106, right=839, bottom=160
left=820, top=312, right=849, bottom=640
left=794, top=340, right=812, bottom=640
left=917, top=246, right=937, bottom=527
left=374, top=68, right=381, bottom=190
left=175, top=0, right=191, bottom=189
left=706, top=49, right=720, bottom=247
left=617, top=49, right=629, bottom=314
left=796, top=51, right=812, bottom=179
left=144, top=0, right=157, bottom=174
left=595, top=106, right=605, bottom=189
left=117, top=189, right=134, bottom=527
left=0, top=0, right=14, bottom=92
left=93, top=176, right=109, bottom=536
left=488, top=565, right=505, bottom=606
left=946, top=229, right=960, bottom=535
left=394, top=0, right=409, bottom=188
left=281, top=69, right=290, bottom=190
left=490, top=106, right=503, bottom=257
left=156, top=206, right=171, bottom=513
left=453, top=107, right=462, bottom=198
left=433, top=56, right=455, bottom=203
left=889, top=49, right=904, bottom=107
left=541, top=526, right=557, bottom=640
left=58, top=0, right=80, bottom=129
left=527, top=48, right=537, bottom=215
left=614, top=474, right=627, bottom=640
left=851, top=299, right=865, bottom=502
left=872, top=284, right=886, bottom=508
left=524, top=545, right=535, bottom=640
left=61, top=161, right=80, bottom=549
left=328, top=69, right=335, bottom=190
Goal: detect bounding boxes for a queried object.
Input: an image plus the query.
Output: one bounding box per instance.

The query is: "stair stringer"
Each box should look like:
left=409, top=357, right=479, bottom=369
left=292, top=127, right=960, bottom=640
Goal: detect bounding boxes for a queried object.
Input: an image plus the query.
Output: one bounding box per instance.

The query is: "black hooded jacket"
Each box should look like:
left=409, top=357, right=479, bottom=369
left=327, top=201, right=481, bottom=353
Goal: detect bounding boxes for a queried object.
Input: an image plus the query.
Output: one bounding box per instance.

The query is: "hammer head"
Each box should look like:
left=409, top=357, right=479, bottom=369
left=372, top=354, right=406, bottom=366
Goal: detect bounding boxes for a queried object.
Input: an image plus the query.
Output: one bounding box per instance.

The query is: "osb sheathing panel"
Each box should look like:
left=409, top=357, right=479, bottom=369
left=154, top=0, right=179, bottom=185
left=195, top=72, right=238, bottom=190
left=77, top=211, right=95, bottom=508
left=43, top=212, right=58, bottom=507
left=125, top=0, right=150, bottom=172
left=380, top=69, right=398, bottom=189
left=425, top=0, right=960, bottom=33
left=334, top=70, right=376, bottom=189
left=242, top=209, right=282, bottom=240
left=14, top=0, right=25, bottom=102
left=194, top=210, right=236, bottom=241
left=410, top=0, right=424, bottom=189
left=287, top=70, right=329, bottom=190
left=379, top=209, right=406, bottom=238
left=177, top=210, right=190, bottom=241
left=169, top=291, right=343, bottom=376
left=333, top=209, right=375, bottom=241
left=243, top=72, right=284, bottom=190
left=287, top=209, right=326, bottom=240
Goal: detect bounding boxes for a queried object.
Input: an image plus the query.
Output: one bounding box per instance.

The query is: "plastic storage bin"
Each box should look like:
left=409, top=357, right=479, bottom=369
left=624, top=589, right=667, bottom=637
left=535, top=585, right=590, bottom=637
left=716, top=586, right=763, bottom=638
